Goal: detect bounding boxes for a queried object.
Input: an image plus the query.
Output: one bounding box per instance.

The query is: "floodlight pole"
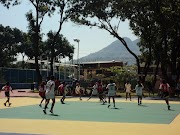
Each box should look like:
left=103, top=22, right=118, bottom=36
left=74, top=38, right=80, bottom=80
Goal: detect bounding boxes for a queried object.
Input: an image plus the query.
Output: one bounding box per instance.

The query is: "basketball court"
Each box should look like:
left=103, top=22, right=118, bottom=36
left=0, top=97, right=180, bottom=135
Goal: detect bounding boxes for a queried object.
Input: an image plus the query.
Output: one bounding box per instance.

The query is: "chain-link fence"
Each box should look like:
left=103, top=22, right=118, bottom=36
left=0, top=67, right=74, bottom=89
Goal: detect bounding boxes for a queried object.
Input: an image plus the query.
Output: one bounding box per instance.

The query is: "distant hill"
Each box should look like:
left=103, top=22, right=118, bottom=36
left=79, top=37, right=141, bottom=65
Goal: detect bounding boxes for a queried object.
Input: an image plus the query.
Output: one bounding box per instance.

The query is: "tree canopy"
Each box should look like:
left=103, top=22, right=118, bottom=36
left=1, top=0, right=180, bottom=84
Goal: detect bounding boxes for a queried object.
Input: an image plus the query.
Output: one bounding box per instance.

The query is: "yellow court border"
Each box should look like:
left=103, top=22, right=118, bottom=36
left=0, top=97, right=180, bottom=135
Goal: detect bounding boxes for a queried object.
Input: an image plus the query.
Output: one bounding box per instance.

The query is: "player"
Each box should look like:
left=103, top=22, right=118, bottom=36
left=43, top=75, right=56, bottom=114
left=1, top=82, right=13, bottom=107
left=159, top=79, right=171, bottom=110
left=39, top=81, right=46, bottom=107
left=106, top=80, right=116, bottom=108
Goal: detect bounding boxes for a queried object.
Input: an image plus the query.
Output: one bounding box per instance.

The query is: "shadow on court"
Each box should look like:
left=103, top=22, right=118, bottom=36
left=49, top=114, right=59, bottom=116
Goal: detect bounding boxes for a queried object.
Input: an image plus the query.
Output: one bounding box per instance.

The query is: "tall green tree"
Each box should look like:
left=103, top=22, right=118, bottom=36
left=0, top=25, right=22, bottom=67
left=119, top=0, right=161, bottom=83
left=44, top=31, right=74, bottom=75
left=26, top=0, right=55, bottom=83
left=149, top=0, right=180, bottom=81
left=47, top=0, right=76, bottom=75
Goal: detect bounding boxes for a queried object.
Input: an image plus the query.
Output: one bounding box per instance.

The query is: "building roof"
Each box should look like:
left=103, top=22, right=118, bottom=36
left=80, top=60, right=123, bottom=64
left=26, top=59, right=77, bottom=67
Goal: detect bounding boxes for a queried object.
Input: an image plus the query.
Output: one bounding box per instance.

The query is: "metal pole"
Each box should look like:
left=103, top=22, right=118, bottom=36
left=53, top=57, right=55, bottom=76
left=64, top=58, right=66, bottom=80
left=59, top=59, right=60, bottom=80
left=40, top=56, right=42, bottom=75
left=77, top=42, right=80, bottom=80
left=47, top=57, right=49, bottom=77
left=112, top=60, right=115, bottom=81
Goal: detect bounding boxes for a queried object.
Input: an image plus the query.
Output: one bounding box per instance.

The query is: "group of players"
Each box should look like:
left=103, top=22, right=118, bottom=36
left=38, top=76, right=171, bottom=113
left=38, top=76, right=117, bottom=114
left=0, top=76, right=171, bottom=114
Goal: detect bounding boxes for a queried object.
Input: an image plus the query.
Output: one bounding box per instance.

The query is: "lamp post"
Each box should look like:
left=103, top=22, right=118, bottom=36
left=127, top=69, right=130, bottom=81
left=74, top=38, right=80, bottom=80
left=58, top=54, right=62, bottom=80
left=47, top=57, right=49, bottom=77
left=112, top=60, right=115, bottom=81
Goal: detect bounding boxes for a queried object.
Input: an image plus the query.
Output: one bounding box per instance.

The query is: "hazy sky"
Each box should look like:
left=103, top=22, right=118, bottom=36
left=0, top=1, right=138, bottom=61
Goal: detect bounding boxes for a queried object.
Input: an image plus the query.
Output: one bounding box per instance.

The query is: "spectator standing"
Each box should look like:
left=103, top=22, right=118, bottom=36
left=75, top=81, right=82, bottom=100
left=125, top=80, right=132, bottom=101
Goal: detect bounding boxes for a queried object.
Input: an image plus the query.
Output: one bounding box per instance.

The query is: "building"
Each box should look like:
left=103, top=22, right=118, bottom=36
left=79, top=61, right=123, bottom=80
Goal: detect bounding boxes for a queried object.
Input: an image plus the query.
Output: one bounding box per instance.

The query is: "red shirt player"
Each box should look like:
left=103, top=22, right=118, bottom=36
left=1, top=82, right=13, bottom=107
left=58, top=82, right=66, bottom=104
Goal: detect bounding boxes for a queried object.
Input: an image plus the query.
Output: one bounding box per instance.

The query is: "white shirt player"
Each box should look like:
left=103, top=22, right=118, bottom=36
left=45, top=80, right=55, bottom=99
left=106, top=83, right=116, bottom=97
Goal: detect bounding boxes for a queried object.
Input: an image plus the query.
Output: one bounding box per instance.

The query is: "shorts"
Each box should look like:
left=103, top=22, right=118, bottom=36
left=45, top=92, right=55, bottom=99
left=5, top=92, right=10, bottom=97
left=39, top=92, right=45, bottom=98
left=92, top=89, right=98, bottom=95
left=162, top=92, right=169, bottom=98
left=108, top=92, right=116, bottom=97
left=98, top=91, right=104, bottom=95
left=60, top=91, right=66, bottom=97
left=126, top=90, right=131, bottom=93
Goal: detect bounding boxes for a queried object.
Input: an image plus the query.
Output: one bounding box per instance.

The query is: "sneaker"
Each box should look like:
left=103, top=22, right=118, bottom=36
left=39, top=104, right=42, bottom=107
left=50, top=110, right=53, bottom=114
left=108, top=104, right=111, bottom=108
left=60, top=99, right=64, bottom=103
left=9, top=103, right=11, bottom=106
left=43, top=109, right=46, bottom=114
left=168, top=105, right=171, bottom=110
left=61, top=102, right=65, bottom=104
left=4, top=103, right=6, bottom=106
left=140, top=101, right=142, bottom=104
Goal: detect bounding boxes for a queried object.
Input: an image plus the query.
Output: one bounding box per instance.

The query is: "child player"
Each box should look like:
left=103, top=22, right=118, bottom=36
left=106, top=80, right=116, bottom=108
left=1, top=82, right=13, bottom=107
left=159, top=79, right=171, bottom=110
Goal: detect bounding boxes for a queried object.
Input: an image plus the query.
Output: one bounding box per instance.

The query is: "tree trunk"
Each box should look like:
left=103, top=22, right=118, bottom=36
left=34, top=5, right=42, bottom=85
left=116, top=36, right=141, bottom=74
left=153, top=60, right=160, bottom=88
left=142, top=41, right=152, bottom=83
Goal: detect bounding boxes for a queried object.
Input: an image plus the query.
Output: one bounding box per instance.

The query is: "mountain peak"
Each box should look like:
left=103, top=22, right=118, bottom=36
left=80, top=38, right=140, bottom=65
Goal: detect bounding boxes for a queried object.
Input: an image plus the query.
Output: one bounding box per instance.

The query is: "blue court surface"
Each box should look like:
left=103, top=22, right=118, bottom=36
left=0, top=101, right=179, bottom=124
